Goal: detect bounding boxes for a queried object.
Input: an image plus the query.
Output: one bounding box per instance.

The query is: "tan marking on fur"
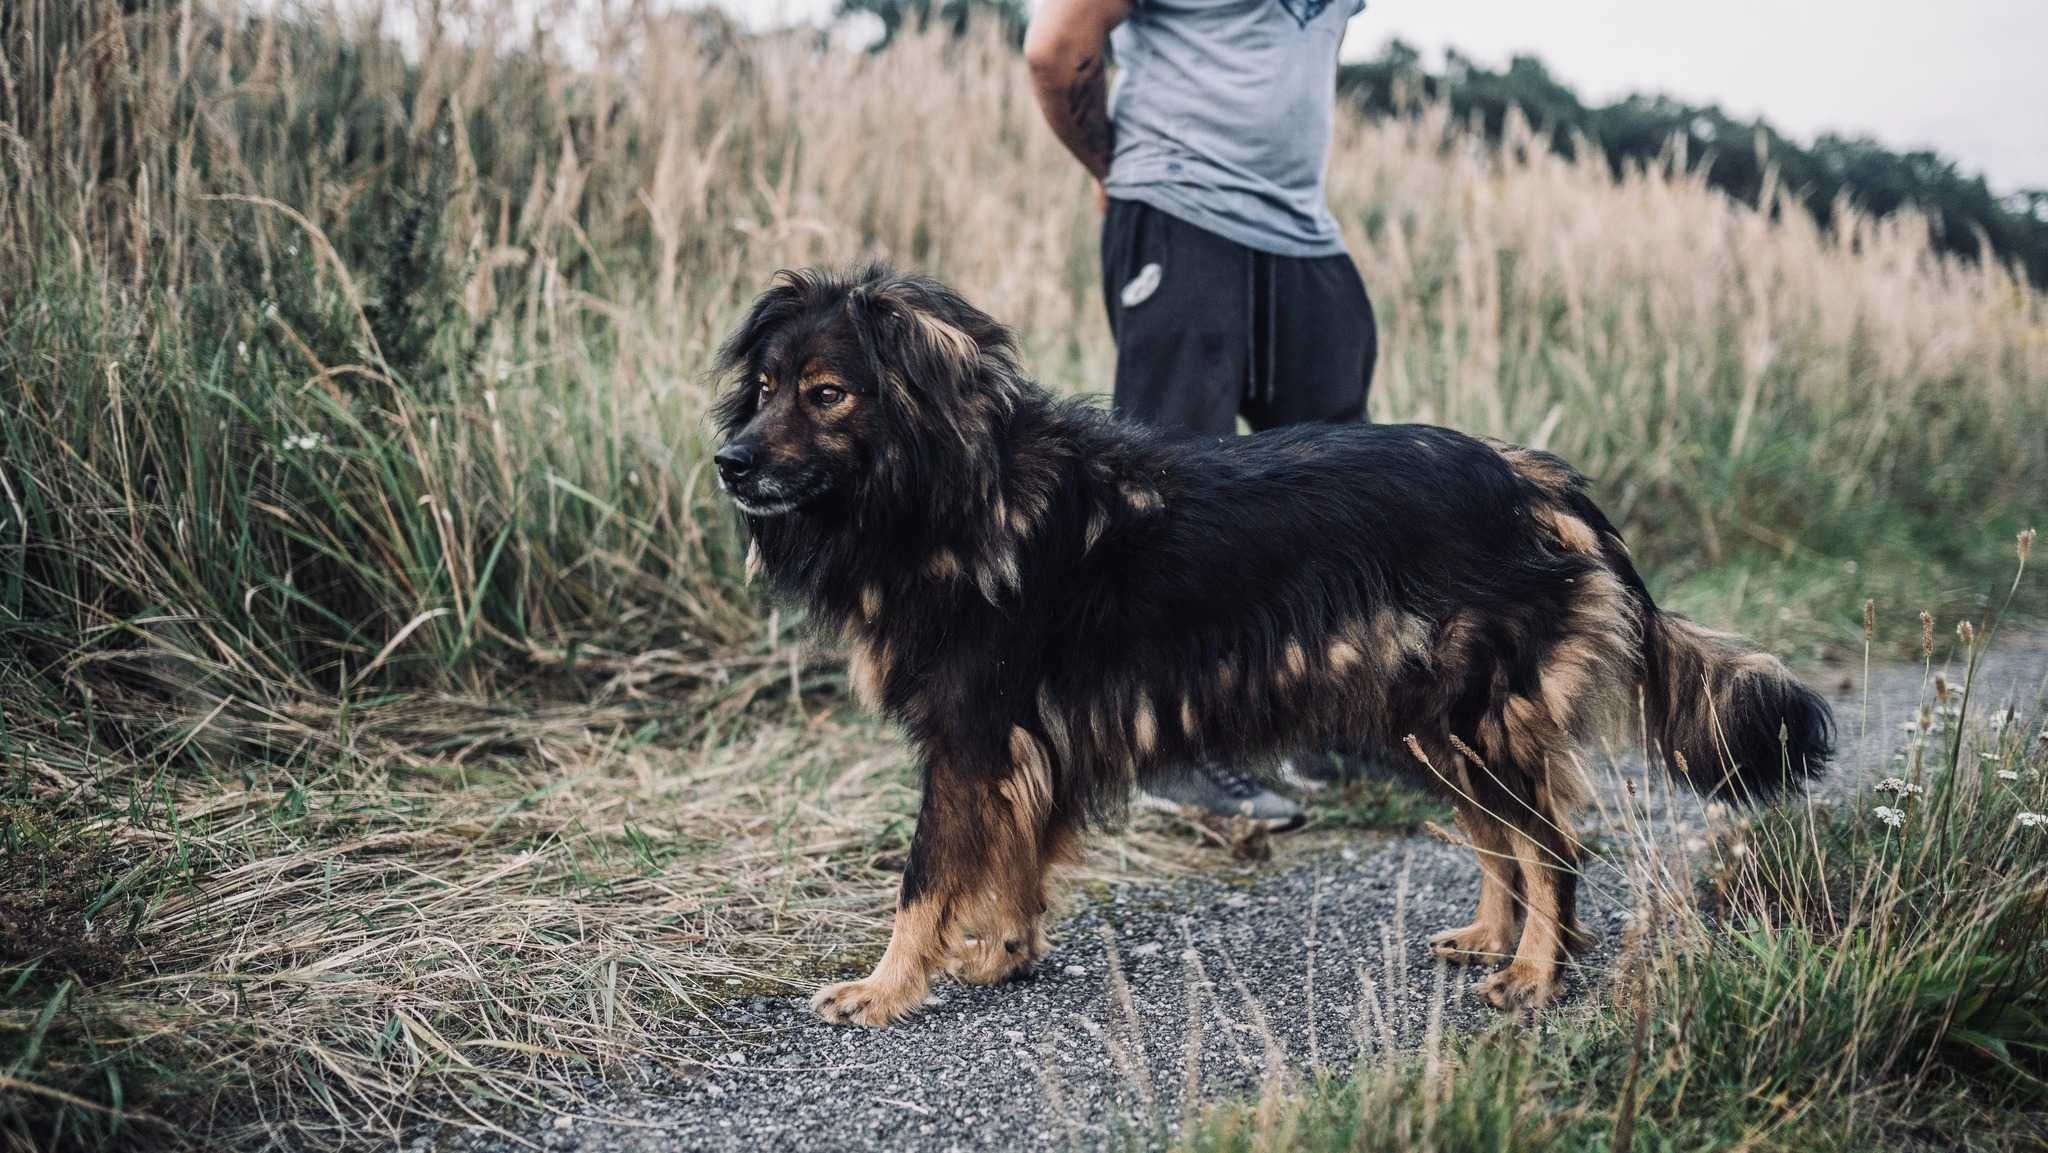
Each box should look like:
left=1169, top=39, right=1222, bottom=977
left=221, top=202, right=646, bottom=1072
left=1005, top=727, right=1054, bottom=833
left=1132, top=692, right=1158, bottom=756
left=1372, top=609, right=1432, bottom=670
left=928, top=549, right=962, bottom=581
left=1470, top=719, right=1510, bottom=780
left=975, top=548, right=1021, bottom=605
left=1121, top=483, right=1162, bottom=513
left=1490, top=441, right=1572, bottom=497
left=812, top=899, right=940, bottom=1026
left=943, top=825, right=1060, bottom=988
left=848, top=638, right=891, bottom=711
left=1280, top=638, right=1308, bottom=685
left=1326, top=637, right=1363, bottom=675
left=859, top=583, right=883, bottom=622
left=1431, top=612, right=1479, bottom=680
left=1537, top=505, right=1601, bottom=554
left=1215, top=659, right=1239, bottom=696
left=1474, top=832, right=1567, bottom=1009
left=1009, top=507, right=1033, bottom=538
left=1538, top=637, right=1595, bottom=726
left=1738, top=651, right=1787, bottom=675
left=1501, top=694, right=1553, bottom=770
left=1036, top=685, right=1072, bottom=762
left=1179, top=693, right=1199, bottom=738
left=1431, top=806, right=1520, bottom=964
left=1083, top=506, right=1110, bottom=553
left=744, top=538, right=762, bottom=585
left=798, top=363, right=849, bottom=388
left=881, top=369, right=918, bottom=408
left=1538, top=568, right=1635, bottom=736
left=911, top=310, right=979, bottom=369
left=936, top=745, right=1066, bottom=994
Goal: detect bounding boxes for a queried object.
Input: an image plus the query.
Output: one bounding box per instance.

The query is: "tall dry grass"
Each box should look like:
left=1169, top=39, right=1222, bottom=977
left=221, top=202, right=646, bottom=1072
left=4, top=0, right=2044, bottom=695
left=1, top=1, right=2045, bottom=1148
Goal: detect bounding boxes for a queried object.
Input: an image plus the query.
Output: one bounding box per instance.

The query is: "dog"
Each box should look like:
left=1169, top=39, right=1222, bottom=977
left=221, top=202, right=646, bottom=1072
left=712, top=264, right=1833, bottom=1026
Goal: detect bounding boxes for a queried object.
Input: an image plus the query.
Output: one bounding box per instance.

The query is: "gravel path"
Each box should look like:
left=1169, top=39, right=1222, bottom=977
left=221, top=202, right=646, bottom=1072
left=445, top=638, right=2048, bottom=1153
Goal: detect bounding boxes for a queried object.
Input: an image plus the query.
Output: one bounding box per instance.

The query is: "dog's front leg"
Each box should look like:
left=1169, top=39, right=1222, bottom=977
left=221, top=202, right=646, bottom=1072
left=812, top=731, right=1058, bottom=1026
left=809, top=887, right=945, bottom=1028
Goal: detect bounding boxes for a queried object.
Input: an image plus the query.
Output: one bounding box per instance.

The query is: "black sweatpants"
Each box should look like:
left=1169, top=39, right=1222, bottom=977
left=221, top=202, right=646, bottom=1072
left=1100, top=197, right=1376, bottom=436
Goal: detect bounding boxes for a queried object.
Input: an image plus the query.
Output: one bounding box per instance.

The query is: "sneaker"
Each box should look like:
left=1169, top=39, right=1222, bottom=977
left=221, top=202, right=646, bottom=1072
left=1278, top=750, right=1362, bottom=794
left=1138, top=762, right=1306, bottom=831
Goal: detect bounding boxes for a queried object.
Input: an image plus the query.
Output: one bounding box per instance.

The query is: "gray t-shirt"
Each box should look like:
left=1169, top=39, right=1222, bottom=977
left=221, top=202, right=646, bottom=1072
left=1105, top=0, right=1365, bottom=258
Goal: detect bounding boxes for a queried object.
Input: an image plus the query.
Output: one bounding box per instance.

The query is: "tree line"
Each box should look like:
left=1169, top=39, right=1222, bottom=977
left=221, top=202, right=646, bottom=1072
left=1337, top=43, right=2048, bottom=288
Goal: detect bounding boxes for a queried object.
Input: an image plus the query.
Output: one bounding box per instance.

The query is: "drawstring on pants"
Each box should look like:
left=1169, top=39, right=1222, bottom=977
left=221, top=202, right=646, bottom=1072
left=1245, top=249, right=1279, bottom=404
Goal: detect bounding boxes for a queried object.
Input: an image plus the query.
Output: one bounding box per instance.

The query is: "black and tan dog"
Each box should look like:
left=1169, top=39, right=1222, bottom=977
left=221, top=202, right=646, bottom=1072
left=712, top=264, right=1832, bottom=1026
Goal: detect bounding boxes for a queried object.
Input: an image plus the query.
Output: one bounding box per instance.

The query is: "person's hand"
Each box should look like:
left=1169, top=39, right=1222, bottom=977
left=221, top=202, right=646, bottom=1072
left=1093, top=179, right=1108, bottom=214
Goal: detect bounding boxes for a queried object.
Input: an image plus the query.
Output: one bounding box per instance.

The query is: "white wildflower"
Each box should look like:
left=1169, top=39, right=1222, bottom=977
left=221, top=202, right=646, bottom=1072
left=281, top=433, right=326, bottom=452
left=2018, top=812, right=2047, bottom=829
left=236, top=340, right=249, bottom=361
left=1996, top=770, right=2019, bottom=782
left=1873, top=806, right=1906, bottom=828
left=1874, top=778, right=1923, bottom=796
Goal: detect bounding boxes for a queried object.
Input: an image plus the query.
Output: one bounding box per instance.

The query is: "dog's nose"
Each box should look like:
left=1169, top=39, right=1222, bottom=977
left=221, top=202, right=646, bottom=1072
left=714, top=443, right=757, bottom=484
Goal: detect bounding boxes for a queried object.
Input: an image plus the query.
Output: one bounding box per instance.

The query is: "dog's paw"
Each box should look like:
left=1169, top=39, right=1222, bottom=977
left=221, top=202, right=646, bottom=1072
left=943, top=929, right=1046, bottom=986
left=1472, top=962, right=1563, bottom=1010
left=1562, top=920, right=1598, bottom=955
left=1427, top=922, right=1515, bottom=966
left=810, top=976, right=927, bottom=1027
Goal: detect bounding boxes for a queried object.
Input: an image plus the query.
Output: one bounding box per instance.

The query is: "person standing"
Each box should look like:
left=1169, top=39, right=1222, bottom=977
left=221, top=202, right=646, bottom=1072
left=1024, top=0, right=1379, bottom=829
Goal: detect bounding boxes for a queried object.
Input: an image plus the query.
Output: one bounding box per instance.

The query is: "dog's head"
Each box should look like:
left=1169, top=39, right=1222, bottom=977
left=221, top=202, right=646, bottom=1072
left=711, top=264, right=1020, bottom=521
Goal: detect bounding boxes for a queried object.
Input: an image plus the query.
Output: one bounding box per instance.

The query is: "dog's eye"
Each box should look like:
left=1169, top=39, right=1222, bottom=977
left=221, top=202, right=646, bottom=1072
left=756, top=377, right=773, bottom=398
left=809, top=385, right=846, bottom=408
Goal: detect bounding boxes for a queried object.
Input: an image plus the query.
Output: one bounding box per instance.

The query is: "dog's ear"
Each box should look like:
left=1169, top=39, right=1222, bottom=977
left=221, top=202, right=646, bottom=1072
left=844, top=271, right=1004, bottom=406
left=712, top=270, right=819, bottom=435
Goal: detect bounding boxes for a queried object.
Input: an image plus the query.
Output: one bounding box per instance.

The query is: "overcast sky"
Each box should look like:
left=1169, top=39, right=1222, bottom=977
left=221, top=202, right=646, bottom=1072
left=1345, top=0, right=2047, bottom=194
left=725, top=0, right=2048, bottom=194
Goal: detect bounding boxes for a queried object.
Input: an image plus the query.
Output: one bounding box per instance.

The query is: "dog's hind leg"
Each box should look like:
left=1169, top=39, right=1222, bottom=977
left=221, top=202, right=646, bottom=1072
left=1429, top=799, right=1521, bottom=966
left=1472, top=796, right=1581, bottom=1009
left=812, top=727, right=1063, bottom=1026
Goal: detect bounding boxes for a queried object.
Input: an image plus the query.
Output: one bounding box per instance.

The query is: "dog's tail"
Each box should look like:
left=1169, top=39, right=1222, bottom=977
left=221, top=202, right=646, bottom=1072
left=1561, top=490, right=1833, bottom=803
left=1638, top=612, right=1834, bottom=802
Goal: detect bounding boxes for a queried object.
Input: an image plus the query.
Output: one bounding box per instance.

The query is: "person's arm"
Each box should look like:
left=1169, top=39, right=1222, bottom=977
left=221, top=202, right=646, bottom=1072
left=1023, top=0, right=1134, bottom=183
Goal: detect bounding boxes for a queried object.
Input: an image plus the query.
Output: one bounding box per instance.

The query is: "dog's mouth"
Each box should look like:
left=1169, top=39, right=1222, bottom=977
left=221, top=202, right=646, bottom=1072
left=731, top=494, right=802, bottom=517
left=721, top=471, right=830, bottom=519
